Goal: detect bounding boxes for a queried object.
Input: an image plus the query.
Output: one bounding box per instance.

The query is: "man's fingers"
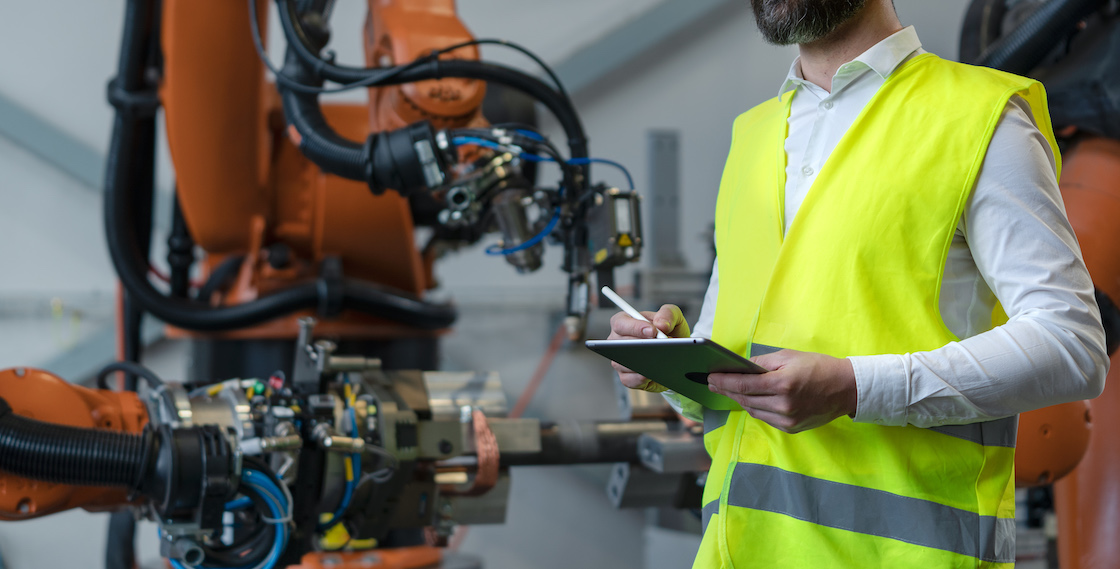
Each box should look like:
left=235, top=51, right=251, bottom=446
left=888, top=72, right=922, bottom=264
left=741, top=407, right=800, bottom=433
left=619, top=373, right=652, bottom=389
left=615, top=368, right=664, bottom=392
left=703, top=387, right=798, bottom=432
left=611, top=360, right=635, bottom=375
left=717, top=392, right=794, bottom=417
left=611, top=359, right=646, bottom=385
left=606, top=310, right=666, bottom=392
left=607, top=306, right=687, bottom=338
left=750, top=349, right=797, bottom=371
left=707, top=372, right=777, bottom=396
left=609, top=311, right=656, bottom=339
left=652, top=304, right=685, bottom=335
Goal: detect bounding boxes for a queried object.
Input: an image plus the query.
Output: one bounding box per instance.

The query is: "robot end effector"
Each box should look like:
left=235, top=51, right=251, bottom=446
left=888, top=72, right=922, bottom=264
left=275, top=1, right=644, bottom=335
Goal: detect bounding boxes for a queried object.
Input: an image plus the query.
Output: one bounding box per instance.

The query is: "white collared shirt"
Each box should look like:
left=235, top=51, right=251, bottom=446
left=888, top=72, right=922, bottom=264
left=676, top=27, right=1107, bottom=426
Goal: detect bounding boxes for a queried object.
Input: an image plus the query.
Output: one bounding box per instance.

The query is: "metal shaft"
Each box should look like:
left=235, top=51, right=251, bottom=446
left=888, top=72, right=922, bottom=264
left=500, top=420, right=669, bottom=466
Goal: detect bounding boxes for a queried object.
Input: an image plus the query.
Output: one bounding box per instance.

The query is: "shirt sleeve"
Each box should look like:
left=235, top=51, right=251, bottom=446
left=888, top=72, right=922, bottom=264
left=692, top=259, right=720, bottom=341
left=849, top=97, right=1109, bottom=428
left=659, top=259, right=720, bottom=422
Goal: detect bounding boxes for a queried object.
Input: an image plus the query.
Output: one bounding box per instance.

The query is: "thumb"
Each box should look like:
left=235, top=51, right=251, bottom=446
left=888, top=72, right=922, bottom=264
left=652, top=305, right=687, bottom=336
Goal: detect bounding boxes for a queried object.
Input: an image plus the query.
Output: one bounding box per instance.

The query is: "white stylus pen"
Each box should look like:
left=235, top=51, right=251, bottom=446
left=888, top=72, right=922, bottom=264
left=601, top=285, right=669, bottom=339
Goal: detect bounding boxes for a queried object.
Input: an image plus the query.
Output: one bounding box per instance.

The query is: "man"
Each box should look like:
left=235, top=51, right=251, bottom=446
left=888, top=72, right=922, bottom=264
left=608, top=0, right=1109, bottom=567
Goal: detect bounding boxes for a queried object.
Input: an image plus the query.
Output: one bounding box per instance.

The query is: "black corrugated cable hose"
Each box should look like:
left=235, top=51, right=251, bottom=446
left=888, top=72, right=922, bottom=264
left=104, top=139, right=457, bottom=331
left=960, top=0, right=1008, bottom=64
left=0, top=397, right=152, bottom=488
left=974, top=0, right=1106, bottom=74
left=278, top=48, right=367, bottom=181
left=273, top=0, right=589, bottom=182
left=103, top=4, right=456, bottom=332
left=104, top=111, right=458, bottom=331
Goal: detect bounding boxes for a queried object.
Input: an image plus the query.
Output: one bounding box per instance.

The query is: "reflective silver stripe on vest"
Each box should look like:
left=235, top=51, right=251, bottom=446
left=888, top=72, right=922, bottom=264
left=725, top=463, right=1015, bottom=563
left=703, top=408, right=730, bottom=435
left=749, top=343, right=783, bottom=358
left=928, top=415, right=1019, bottom=448
left=702, top=499, right=719, bottom=534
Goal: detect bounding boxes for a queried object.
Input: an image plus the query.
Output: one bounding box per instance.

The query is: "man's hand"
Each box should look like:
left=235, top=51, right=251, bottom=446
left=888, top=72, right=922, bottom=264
left=608, top=304, right=690, bottom=393
left=708, top=349, right=857, bottom=433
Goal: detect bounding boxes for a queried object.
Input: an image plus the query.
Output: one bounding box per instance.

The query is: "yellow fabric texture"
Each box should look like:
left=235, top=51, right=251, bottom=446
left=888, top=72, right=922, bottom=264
left=698, top=53, right=1057, bottom=568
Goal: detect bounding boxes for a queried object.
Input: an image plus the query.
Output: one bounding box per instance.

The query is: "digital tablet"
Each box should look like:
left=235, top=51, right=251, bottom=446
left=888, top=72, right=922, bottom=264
left=584, top=337, right=767, bottom=411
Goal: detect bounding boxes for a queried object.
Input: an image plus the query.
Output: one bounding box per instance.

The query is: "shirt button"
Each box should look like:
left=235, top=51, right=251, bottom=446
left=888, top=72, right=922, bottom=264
left=823, top=101, right=833, bottom=110
left=801, top=165, right=814, bottom=177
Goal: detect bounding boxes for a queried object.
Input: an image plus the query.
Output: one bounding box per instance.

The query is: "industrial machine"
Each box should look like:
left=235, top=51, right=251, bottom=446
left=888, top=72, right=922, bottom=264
left=0, top=0, right=688, bottom=568
left=962, top=0, right=1120, bottom=567
left=12, top=1, right=1117, bottom=568
left=0, top=324, right=688, bottom=568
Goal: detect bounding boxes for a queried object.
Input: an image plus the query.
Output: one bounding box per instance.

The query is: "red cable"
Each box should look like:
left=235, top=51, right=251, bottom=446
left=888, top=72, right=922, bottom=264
left=149, top=265, right=205, bottom=288
left=510, top=322, right=567, bottom=419
left=114, top=284, right=126, bottom=390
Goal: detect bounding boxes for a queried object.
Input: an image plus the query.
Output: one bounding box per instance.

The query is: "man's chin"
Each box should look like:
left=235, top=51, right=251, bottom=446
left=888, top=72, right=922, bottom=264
left=751, top=0, right=867, bottom=46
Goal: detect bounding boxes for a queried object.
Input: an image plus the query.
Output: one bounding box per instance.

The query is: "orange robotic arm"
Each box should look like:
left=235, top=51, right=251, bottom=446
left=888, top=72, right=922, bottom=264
left=0, top=367, right=148, bottom=519
left=91, top=1, right=643, bottom=565
left=129, top=0, right=616, bottom=343
left=158, top=0, right=485, bottom=341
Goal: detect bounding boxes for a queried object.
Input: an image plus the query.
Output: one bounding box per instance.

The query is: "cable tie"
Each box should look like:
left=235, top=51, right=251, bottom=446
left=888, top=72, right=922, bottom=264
left=316, top=257, right=345, bottom=318
left=106, top=77, right=160, bottom=118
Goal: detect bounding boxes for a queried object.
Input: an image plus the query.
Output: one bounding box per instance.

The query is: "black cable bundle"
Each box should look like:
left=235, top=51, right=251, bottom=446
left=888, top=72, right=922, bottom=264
left=265, top=0, right=590, bottom=192
left=199, top=456, right=285, bottom=568
left=974, top=0, right=1106, bottom=74
left=0, top=397, right=152, bottom=488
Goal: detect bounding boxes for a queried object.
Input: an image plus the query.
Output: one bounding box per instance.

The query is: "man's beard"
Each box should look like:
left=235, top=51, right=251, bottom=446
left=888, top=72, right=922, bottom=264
left=750, top=0, right=868, bottom=45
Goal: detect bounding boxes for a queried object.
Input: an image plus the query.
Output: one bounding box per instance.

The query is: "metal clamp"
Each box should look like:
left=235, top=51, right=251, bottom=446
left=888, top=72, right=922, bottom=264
left=637, top=431, right=709, bottom=474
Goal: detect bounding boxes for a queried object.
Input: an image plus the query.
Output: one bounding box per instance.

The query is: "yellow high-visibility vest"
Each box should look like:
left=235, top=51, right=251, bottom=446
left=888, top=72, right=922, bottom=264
left=697, top=53, right=1059, bottom=568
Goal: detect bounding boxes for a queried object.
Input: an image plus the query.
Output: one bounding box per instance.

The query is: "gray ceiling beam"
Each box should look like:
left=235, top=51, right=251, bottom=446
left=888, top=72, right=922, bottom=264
left=0, top=92, right=104, bottom=190
left=553, top=0, right=735, bottom=97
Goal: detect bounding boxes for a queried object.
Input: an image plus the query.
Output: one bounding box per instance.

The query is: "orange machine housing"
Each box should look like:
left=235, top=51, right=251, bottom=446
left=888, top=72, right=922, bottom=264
left=1049, top=136, right=1120, bottom=569
left=1015, top=400, right=1092, bottom=487
left=159, top=0, right=484, bottom=341
left=0, top=368, right=148, bottom=520
left=366, top=0, right=487, bottom=131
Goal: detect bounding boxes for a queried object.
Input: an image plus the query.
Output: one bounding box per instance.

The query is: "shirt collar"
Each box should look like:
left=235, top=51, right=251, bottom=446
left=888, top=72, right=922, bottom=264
left=778, top=26, right=922, bottom=97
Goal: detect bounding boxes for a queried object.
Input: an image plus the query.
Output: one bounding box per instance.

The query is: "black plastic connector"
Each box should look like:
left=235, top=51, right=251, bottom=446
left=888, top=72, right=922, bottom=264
left=366, top=122, right=449, bottom=196
left=106, top=77, right=160, bottom=118
left=147, top=425, right=238, bottom=529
